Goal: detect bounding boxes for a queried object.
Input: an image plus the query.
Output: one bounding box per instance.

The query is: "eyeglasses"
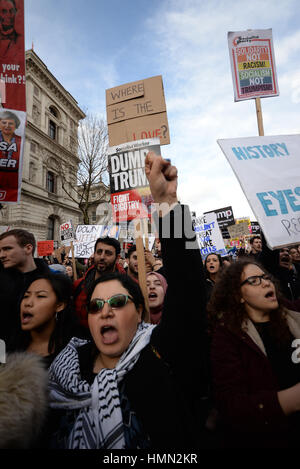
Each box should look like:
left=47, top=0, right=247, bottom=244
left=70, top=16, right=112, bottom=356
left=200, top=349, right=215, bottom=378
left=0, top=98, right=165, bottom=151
left=88, top=294, right=134, bottom=314
left=240, top=274, right=273, bottom=287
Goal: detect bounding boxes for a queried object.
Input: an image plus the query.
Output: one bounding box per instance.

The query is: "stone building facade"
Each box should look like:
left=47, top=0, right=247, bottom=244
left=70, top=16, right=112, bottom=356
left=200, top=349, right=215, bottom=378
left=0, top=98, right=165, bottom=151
left=0, top=49, right=86, bottom=242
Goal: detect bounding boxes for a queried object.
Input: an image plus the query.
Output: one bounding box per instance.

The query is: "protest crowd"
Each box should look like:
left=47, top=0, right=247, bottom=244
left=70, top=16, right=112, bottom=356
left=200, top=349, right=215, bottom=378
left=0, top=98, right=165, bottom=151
left=0, top=153, right=300, bottom=450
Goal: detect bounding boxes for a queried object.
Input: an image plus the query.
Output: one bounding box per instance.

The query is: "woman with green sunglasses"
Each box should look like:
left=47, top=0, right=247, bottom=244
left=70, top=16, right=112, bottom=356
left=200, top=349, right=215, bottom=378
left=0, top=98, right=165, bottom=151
left=46, top=152, right=208, bottom=450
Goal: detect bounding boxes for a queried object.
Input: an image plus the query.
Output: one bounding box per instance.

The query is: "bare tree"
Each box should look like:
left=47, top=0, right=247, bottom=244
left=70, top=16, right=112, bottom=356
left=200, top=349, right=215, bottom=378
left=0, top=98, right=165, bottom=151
left=62, top=113, right=110, bottom=224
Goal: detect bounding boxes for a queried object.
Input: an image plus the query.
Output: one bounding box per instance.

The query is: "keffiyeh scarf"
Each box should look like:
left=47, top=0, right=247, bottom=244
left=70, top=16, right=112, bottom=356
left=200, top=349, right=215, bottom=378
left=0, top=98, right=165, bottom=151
left=48, top=322, right=156, bottom=449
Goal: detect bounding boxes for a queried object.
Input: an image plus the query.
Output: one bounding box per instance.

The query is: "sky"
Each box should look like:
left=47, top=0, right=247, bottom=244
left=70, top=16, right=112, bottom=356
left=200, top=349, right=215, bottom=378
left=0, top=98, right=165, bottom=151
left=25, top=0, right=300, bottom=220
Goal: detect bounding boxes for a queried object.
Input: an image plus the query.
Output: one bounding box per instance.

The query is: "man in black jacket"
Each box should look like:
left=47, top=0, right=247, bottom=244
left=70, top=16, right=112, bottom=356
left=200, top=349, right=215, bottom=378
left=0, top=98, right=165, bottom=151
left=0, top=229, right=50, bottom=344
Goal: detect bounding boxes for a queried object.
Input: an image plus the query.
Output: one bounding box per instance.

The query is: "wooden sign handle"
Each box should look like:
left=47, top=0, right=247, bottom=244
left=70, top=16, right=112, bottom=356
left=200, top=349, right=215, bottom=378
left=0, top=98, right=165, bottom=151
left=70, top=241, right=77, bottom=281
left=255, top=98, right=264, bottom=136
left=134, top=218, right=150, bottom=323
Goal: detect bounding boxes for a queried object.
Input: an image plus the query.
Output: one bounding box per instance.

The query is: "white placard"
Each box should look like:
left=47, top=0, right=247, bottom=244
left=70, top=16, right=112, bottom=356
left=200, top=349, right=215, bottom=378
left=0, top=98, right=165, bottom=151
left=228, top=28, right=279, bottom=101
left=218, top=134, right=300, bottom=249
left=193, top=212, right=226, bottom=257
left=72, top=224, right=120, bottom=258
left=60, top=220, right=75, bottom=246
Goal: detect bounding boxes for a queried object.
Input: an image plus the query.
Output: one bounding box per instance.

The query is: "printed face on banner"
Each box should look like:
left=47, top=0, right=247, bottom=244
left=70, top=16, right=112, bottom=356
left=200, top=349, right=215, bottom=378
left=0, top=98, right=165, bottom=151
left=0, top=0, right=25, bottom=203
left=108, top=138, right=160, bottom=222
left=228, top=28, right=279, bottom=101
left=218, top=134, right=300, bottom=249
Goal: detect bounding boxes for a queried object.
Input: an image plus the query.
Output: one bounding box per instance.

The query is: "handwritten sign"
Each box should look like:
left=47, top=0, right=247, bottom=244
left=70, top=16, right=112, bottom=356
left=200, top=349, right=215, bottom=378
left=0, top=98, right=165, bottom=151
left=218, top=134, right=300, bottom=249
left=227, top=221, right=250, bottom=239
left=228, top=28, right=279, bottom=102
left=106, top=75, right=170, bottom=146
left=72, top=224, right=120, bottom=258
left=193, top=212, right=226, bottom=257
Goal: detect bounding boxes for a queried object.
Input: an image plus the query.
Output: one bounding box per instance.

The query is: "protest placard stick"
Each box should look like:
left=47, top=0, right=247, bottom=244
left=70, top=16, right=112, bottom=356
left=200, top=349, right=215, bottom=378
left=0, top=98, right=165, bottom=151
left=142, top=218, right=149, bottom=251
left=134, top=218, right=150, bottom=323
left=70, top=241, right=77, bottom=281
left=255, top=98, right=264, bottom=136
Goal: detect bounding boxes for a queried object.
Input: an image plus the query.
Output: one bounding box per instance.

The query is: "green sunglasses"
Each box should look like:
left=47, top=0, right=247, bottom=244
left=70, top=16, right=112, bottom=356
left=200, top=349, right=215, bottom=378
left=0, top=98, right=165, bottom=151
left=88, top=294, right=134, bottom=314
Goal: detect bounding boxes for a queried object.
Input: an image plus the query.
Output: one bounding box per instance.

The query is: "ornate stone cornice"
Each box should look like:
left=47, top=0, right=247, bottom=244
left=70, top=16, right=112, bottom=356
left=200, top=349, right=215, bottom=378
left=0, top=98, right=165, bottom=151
left=26, top=50, right=86, bottom=122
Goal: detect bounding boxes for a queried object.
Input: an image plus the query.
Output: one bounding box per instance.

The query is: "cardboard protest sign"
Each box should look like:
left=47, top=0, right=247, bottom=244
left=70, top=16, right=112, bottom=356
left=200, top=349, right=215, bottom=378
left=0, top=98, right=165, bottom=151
left=60, top=220, right=76, bottom=246
left=204, top=206, right=235, bottom=228
left=218, top=135, right=300, bottom=249
left=106, top=76, right=170, bottom=146
left=227, top=221, right=250, bottom=239
left=108, top=138, right=160, bottom=222
left=0, top=0, right=26, bottom=203
left=193, top=212, right=226, bottom=257
left=37, top=240, right=54, bottom=257
left=72, top=224, right=120, bottom=258
left=228, top=28, right=279, bottom=101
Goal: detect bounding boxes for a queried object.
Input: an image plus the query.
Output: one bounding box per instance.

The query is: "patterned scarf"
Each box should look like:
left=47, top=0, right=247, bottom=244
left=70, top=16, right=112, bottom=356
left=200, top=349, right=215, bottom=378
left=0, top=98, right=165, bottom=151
left=48, top=322, right=156, bottom=449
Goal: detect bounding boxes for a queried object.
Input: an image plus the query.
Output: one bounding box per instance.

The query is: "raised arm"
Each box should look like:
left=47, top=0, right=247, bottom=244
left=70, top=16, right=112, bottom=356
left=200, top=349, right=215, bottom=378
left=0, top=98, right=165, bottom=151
left=145, top=152, right=207, bottom=369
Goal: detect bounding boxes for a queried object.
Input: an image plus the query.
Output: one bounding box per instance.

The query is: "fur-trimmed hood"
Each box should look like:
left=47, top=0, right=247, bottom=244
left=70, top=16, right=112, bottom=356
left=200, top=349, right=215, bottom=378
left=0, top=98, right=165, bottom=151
left=0, top=353, right=48, bottom=448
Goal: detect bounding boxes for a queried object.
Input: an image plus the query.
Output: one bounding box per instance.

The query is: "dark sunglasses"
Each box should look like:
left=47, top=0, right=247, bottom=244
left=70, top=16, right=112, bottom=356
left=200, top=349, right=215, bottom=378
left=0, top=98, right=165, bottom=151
left=240, top=274, right=273, bottom=287
left=88, top=294, right=134, bottom=314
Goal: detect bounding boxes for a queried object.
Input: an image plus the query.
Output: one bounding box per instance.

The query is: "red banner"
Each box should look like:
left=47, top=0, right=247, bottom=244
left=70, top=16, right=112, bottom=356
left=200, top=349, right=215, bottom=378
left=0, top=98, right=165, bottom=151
left=0, top=0, right=26, bottom=203
left=37, top=240, right=54, bottom=257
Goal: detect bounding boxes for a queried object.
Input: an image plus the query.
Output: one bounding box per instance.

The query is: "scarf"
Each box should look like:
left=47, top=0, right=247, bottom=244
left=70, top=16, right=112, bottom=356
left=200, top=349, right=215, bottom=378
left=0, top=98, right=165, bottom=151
left=48, top=321, right=156, bottom=449
left=146, top=271, right=168, bottom=324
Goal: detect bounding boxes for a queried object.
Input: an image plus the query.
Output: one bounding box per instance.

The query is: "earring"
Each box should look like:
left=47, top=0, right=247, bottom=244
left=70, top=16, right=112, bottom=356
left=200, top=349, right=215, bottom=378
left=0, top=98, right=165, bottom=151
left=55, top=311, right=59, bottom=321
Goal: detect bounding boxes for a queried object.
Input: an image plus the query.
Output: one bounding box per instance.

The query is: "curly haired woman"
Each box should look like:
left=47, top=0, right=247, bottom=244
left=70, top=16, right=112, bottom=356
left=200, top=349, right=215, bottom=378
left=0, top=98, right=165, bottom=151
left=208, top=258, right=300, bottom=448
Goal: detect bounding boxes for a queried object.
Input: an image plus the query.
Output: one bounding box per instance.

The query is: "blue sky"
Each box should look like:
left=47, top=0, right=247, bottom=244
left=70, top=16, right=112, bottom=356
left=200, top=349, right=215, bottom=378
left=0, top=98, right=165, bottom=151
left=25, top=0, right=300, bottom=220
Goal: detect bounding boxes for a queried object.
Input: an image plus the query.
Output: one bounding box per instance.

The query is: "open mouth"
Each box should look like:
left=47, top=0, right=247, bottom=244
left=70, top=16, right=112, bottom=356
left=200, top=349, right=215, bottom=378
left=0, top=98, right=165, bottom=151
left=100, top=325, right=118, bottom=345
left=21, top=312, right=33, bottom=324
left=265, top=290, right=276, bottom=299
left=148, top=292, right=158, bottom=300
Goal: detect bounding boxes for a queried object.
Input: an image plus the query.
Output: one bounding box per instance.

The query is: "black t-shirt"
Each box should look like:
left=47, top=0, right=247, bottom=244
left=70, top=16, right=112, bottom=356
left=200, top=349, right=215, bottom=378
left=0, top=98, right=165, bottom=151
left=253, top=321, right=300, bottom=390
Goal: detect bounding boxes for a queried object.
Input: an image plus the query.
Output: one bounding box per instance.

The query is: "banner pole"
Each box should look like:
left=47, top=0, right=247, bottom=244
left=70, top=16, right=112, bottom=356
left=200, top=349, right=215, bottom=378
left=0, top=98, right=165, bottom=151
left=70, top=241, right=77, bottom=281
left=255, top=98, right=264, bottom=136
left=134, top=218, right=150, bottom=323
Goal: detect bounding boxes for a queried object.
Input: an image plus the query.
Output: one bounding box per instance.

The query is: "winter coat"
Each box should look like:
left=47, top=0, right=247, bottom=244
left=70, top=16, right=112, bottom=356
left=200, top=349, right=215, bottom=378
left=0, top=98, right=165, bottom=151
left=210, top=309, right=300, bottom=448
left=0, top=353, right=48, bottom=448
left=48, top=204, right=210, bottom=449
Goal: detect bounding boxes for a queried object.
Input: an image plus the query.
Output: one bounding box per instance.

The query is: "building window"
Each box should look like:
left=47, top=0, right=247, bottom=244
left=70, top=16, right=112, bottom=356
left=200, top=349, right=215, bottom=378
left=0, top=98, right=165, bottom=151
left=49, top=106, right=58, bottom=118
left=47, top=216, right=55, bottom=240
left=47, top=171, right=55, bottom=193
left=49, top=120, right=57, bottom=140
left=91, top=210, right=97, bottom=223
